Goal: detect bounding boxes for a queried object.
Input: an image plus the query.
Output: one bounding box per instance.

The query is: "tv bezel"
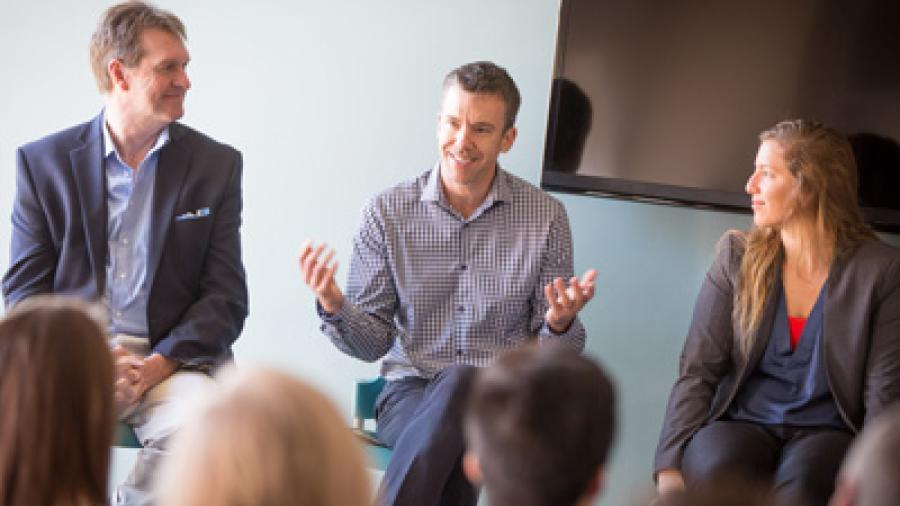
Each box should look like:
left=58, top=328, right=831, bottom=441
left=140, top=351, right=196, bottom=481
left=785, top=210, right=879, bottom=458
left=540, top=0, right=900, bottom=233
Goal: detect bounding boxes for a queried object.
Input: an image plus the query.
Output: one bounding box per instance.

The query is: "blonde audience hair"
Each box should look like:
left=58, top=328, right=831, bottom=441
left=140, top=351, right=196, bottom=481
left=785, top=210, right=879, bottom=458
left=0, top=296, right=114, bottom=506
left=157, top=366, right=371, bottom=506
left=734, top=119, right=876, bottom=354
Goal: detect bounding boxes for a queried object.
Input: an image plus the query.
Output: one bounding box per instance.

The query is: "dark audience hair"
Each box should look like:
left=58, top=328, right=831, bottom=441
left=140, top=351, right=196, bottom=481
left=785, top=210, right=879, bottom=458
left=465, top=343, right=616, bottom=506
left=0, top=296, right=114, bottom=506
left=443, top=61, right=521, bottom=130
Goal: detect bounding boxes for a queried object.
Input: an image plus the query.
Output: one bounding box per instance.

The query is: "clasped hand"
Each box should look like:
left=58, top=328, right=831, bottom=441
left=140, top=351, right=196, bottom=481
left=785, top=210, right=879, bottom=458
left=112, top=346, right=177, bottom=415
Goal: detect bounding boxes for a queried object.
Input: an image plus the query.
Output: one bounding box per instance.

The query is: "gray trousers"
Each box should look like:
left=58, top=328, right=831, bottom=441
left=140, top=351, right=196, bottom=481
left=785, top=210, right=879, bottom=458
left=111, top=335, right=214, bottom=506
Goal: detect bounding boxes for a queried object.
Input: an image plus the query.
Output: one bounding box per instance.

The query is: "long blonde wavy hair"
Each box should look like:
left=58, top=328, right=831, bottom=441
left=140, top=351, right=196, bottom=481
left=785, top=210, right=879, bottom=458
left=734, top=120, right=876, bottom=354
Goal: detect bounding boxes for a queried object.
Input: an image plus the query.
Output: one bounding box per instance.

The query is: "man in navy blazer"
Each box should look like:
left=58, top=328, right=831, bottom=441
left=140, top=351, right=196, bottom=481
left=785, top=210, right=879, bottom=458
left=2, top=2, right=247, bottom=504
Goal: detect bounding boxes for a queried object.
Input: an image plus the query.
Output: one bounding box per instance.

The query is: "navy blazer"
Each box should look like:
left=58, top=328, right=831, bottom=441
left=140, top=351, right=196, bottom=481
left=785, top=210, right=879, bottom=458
left=2, top=114, right=248, bottom=368
left=654, top=232, right=900, bottom=474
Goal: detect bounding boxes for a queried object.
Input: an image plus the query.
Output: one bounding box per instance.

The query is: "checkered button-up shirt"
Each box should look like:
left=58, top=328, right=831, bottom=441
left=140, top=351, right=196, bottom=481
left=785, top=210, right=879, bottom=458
left=319, top=165, right=586, bottom=380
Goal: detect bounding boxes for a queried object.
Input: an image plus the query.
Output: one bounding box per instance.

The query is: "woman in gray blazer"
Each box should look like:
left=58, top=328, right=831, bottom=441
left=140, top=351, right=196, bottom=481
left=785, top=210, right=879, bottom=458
left=654, top=120, right=900, bottom=506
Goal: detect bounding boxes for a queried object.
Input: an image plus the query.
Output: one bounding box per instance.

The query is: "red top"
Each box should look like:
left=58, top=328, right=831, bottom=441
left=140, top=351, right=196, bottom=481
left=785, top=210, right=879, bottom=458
left=788, top=316, right=807, bottom=350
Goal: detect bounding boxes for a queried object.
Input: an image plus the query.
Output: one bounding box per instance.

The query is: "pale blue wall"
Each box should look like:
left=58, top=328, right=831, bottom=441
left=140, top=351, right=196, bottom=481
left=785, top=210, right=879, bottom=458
left=2, top=2, right=897, bottom=505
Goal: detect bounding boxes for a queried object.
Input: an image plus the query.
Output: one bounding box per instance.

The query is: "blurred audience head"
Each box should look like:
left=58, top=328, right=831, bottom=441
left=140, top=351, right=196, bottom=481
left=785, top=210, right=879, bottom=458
left=830, top=404, right=900, bottom=506
left=157, top=366, right=371, bottom=506
left=464, top=343, right=616, bottom=506
left=0, top=295, right=114, bottom=506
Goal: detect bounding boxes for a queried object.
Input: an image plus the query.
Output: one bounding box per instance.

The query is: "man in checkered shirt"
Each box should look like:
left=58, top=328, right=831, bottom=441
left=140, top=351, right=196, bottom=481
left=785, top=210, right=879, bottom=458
left=299, top=61, right=597, bottom=506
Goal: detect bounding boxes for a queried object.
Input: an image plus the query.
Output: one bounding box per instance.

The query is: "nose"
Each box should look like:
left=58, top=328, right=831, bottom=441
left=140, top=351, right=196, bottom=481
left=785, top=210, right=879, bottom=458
left=454, top=125, right=472, bottom=148
left=746, top=172, right=759, bottom=195
left=175, top=68, right=191, bottom=90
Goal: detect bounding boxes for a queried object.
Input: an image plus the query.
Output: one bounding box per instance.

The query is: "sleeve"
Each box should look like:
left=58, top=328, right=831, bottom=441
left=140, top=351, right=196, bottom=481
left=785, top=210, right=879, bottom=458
left=532, top=204, right=586, bottom=350
left=318, top=199, right=398, bottom=362
left=152, top=151, right=248, bottom=367
left=863, top=253, right=900, bottom=424
left=2, top=147, right=57, bottom=305
left=653, top=232, right=739, bottom=474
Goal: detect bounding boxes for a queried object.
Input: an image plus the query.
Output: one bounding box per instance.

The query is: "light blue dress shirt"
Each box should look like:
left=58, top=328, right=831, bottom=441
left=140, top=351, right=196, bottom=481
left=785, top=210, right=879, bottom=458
left=102, top=116, right=169, bottom=337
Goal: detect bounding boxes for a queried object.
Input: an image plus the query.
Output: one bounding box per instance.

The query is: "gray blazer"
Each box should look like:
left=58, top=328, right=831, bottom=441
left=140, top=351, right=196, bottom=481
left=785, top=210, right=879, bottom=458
left=654, top=232, right=900, bottom=474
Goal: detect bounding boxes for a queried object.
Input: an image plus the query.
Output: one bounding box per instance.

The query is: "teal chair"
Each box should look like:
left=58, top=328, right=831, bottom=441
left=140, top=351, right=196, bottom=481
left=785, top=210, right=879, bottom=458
left=354, top=377, right=392, bottom=470
left=115, top=422, right=141, bottom=448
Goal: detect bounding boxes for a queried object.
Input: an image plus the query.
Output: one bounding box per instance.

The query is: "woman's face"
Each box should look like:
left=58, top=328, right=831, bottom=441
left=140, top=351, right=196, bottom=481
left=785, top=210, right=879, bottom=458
left=746, top=140, right=800, bottom=228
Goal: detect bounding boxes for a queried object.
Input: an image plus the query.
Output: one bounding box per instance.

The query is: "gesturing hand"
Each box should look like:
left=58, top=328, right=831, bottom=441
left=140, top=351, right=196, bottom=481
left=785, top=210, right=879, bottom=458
left=298, top=240, right=345, bottom=314
left=544, top=269, right=597, bottom=333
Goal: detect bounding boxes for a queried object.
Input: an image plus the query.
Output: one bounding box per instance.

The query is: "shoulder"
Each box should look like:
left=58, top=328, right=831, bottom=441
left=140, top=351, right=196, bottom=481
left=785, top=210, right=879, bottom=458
left=168, top=122, right=241, bottom=159
left=365, top=169, right=431, bottom=214
left=19, top=118, right=95, bottom=157
left=839, top=240, right=900, bottom=290
left=498, top=168, right=566, bottom=218
left=711, top=230, right=748, bottom=279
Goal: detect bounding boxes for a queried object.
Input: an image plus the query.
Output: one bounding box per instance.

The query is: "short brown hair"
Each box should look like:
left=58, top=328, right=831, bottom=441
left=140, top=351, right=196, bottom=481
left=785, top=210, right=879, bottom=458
left=89, top=1, right=186, bottom=92
left=465, top=343, right=616, bottom=506
left=0, top=296, right=114, bottom=506
left=443, top=61, right=521, bottom=130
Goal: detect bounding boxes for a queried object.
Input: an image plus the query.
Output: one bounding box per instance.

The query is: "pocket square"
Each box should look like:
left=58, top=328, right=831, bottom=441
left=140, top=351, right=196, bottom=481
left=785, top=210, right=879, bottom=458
left=175, top=207, right=211, bottom=221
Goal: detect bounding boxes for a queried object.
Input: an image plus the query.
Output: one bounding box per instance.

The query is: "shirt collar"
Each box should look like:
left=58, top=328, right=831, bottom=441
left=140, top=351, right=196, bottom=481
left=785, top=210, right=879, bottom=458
left=102, top=111, right=171, bottom=161
left=421, top=162, right=511, bottom=205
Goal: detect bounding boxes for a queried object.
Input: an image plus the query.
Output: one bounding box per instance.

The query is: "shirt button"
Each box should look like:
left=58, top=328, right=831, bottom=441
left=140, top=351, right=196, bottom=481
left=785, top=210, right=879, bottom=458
left=115, top=311, right=123, bottom=318
left=122, top=238, right=129, bottom=245
left=456, top=305, right=465, bottom=313
left=118, top=273, right=126, bottom=279
left=458, top=264, right=467, bottom=271
left=456, top=349, right=463, bottom=356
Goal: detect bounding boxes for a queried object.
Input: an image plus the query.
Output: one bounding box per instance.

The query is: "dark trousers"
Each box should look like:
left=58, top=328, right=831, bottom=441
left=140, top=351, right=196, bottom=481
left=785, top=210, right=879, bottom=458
left=681, top=420, right=853, bottom=506
left=374, top=365, right=479, bottom=506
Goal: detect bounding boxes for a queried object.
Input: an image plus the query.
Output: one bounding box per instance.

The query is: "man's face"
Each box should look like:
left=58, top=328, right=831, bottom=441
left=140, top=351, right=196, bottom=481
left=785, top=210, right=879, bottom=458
left=437, top=84, right=516, bottom=192
left=120, top=28, right=191, bottom=126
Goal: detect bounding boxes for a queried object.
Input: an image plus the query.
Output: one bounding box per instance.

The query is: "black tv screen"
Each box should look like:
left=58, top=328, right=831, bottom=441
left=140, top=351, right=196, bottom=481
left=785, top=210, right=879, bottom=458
left=542, top=0, right=900, bottom=232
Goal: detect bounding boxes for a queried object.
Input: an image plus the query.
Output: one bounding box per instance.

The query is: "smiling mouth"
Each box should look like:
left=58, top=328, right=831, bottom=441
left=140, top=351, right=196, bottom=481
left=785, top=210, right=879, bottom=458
left=449, top=152, right=477, bottom=165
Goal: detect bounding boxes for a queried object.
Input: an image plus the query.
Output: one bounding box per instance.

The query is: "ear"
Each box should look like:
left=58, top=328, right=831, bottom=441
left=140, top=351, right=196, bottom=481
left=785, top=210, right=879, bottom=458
left=462, top=450, right=483, bottom=486
left=107, top=59, right=129, bottom=91
left=500, top=126, right=517, bottom=153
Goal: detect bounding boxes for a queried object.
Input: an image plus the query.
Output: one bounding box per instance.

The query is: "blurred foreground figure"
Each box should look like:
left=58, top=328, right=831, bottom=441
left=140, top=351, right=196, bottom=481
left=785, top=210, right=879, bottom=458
left=157, top=366, right=371, bottom=506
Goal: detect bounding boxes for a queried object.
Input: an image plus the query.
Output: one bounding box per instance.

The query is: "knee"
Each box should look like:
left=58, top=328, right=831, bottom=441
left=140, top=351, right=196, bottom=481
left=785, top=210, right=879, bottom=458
left=681, top=425, right=771, bottom=487
left=437, top=364, right=478, bottom=389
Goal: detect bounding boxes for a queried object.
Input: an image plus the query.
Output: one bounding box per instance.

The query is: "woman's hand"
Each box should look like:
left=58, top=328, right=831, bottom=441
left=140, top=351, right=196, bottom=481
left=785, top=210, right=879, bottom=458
left=656, top=469, right=686, bottom=496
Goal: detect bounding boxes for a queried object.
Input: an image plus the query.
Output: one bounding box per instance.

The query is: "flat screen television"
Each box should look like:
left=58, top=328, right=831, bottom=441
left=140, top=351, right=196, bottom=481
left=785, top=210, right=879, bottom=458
left=541, top=0, right=900, bottom=232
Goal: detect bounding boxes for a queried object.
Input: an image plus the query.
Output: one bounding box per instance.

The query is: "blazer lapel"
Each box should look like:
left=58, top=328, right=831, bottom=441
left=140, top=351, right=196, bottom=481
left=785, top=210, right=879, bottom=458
left=69, top=114, right=107, bottom=298
left=146, top=123, right=192, bottom=287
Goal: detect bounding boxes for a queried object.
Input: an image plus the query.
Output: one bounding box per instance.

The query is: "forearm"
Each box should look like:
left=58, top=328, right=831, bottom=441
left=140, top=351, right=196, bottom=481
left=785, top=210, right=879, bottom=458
left=319, top=300, right=396, bottom=361
left=537, top=317, right=586, bottom=350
